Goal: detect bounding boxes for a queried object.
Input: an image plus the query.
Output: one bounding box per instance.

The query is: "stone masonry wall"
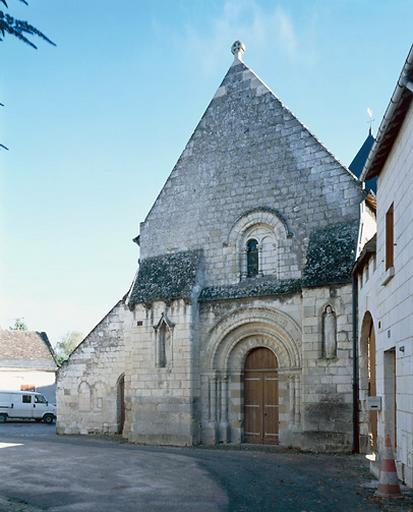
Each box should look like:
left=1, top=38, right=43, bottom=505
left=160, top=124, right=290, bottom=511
left=125, top=299, right=199, bottom=446
left=56, top=301, right=132, bottom=435
left=197, top=285, right=354, bottom=451
left=301, top=284, right=354, bottom=451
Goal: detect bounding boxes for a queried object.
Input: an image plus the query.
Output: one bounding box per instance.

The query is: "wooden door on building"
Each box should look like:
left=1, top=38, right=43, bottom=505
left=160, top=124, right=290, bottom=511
left=118, top=374, right=125, bottom=434
left=367, top=322, right=377, bottom=452
left=244, top=347, right=279, bottom=444
left=384, top=348, right=397, bottom=448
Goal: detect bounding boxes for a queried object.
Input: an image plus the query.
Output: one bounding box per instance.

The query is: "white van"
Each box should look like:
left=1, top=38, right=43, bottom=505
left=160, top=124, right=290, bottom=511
left=0, top=390, right=56, bottom=424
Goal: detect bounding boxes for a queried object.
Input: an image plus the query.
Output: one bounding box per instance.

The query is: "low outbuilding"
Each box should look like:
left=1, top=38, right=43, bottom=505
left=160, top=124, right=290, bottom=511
left=0, top=330, right=57, bottom=403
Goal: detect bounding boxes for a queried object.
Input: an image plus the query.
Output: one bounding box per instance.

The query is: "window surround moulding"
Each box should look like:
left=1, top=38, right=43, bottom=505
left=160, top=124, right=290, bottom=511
left=153, top=312, right=175, bottom=331
left=229, top=207, right=294, bottom=241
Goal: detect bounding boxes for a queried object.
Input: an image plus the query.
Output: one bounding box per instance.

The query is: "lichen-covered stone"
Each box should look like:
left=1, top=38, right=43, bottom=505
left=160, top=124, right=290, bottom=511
left=128, top=250, right=203, bottom=306
left=303, top=221, right=359, bottom=287
left=200, top=277, right=301, bottom=301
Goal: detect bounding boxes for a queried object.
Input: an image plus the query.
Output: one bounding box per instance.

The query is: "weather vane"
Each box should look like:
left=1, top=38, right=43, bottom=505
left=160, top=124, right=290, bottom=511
left=367, top=107, right=374, bottom=134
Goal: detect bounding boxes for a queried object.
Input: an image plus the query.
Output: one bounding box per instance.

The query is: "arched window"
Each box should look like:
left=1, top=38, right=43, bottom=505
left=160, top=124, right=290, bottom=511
left=247, top=239, right=259, bottom=277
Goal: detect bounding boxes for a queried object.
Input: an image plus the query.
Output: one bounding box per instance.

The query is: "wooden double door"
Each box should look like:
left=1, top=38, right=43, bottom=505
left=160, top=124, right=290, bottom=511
left=244, top=347, right=279, bottom=444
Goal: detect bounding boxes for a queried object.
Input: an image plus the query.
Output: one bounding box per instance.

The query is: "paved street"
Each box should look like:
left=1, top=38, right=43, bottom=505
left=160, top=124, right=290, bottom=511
left=0, top=422, right=412, bottom=512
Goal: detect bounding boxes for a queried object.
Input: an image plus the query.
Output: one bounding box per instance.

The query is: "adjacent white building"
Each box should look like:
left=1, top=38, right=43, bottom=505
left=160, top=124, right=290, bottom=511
left=355, top=44, right=413, bottom=488
left=0, top=330, right=57, bottom=403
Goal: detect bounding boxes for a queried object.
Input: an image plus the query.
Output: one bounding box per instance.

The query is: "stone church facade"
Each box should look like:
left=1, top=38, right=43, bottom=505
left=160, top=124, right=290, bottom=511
left=57, top=43, right=363, bottom=451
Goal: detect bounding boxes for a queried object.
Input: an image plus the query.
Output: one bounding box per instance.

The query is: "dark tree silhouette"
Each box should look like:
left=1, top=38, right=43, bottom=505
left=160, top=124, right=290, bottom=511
left=1, top=1, right=55, bottom=150
left=0, top=0, right=55, bottom=49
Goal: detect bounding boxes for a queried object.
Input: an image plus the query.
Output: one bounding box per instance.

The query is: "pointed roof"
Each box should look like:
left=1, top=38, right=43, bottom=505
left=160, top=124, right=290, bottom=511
left=142, top=42, right=359, bottom=224
left=349, top=129, right=376, bottom=192
left=214, top=45, right=357, bottom=178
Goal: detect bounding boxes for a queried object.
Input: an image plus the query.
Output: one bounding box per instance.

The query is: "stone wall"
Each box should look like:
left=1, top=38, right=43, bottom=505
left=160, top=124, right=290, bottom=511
left=56, top=301, right=132, bottom=435
left=301, top=284, right=354, bottom=451
left=57, top=298, right=200, bottom=446
left=197, top=285, right=354, bottom=452
left=126, top=300, right=199, bottom=446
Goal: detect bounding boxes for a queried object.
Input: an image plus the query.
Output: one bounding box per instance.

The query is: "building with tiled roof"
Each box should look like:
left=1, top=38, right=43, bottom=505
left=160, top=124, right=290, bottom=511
left=0, top=330, right=57, bottom=402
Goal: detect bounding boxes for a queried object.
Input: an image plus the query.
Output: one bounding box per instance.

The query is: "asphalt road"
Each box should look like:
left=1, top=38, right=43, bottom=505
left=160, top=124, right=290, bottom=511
left=0, top=422, right=412, bottom=512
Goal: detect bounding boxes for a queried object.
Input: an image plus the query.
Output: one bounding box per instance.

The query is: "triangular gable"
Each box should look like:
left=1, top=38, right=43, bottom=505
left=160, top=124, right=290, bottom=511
left=143, top=53, right=357, bottom=227
left=139, top=46, right=362, bottom=263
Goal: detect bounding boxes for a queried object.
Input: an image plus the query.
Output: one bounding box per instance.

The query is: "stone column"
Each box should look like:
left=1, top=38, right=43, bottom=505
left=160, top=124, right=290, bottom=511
left=240, top=248, right=247, bottom=280
left=258, top=244, right=264, bottom=276
left=209, top=374, right=219, bottom=444
left=294, top=375, right=301, bottom=426
left=288, top=375, right=295, bottom=426
left=219, top=375, right=230, bottom=443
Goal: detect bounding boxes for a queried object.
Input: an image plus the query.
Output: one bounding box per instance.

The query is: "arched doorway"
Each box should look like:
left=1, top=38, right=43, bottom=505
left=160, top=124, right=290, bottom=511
left=359, top=313, right=377, bottom=453
left=117, top=374, right=125, bottom=435
left=244, top=347, right=279, bottom=444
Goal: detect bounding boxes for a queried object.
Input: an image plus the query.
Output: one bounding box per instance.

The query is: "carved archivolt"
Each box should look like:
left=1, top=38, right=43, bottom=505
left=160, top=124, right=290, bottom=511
left=225, top=334, right=287, bottom=371
left=227, top=208, right=293, bottom=246
left=206, top=307, right=301, bottom=371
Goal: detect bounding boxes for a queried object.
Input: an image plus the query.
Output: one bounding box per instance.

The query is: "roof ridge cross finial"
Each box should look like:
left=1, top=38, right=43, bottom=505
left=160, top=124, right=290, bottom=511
left=231, top=40, right=246, bottom=62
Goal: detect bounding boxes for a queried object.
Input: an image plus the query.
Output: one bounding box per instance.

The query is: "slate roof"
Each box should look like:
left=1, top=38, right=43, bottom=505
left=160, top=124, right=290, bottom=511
left=0, top=330, right=57, bottom=369
left=128, top=221, right=358, bottom=306
left=362, top=44, right=413, bottom=180
left=128, top=250, right=203, bottom=306
left=200, top=222, right=358, bottom=302
left=349, top=130, right=376, bottom=193
left=303, top=221, right=359, bottom=287
left=199, top=278, right=302, bottom=302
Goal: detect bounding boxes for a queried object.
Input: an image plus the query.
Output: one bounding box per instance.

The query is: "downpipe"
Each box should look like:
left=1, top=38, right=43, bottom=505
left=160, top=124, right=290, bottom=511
left=352, top=272, right=360, bottom=453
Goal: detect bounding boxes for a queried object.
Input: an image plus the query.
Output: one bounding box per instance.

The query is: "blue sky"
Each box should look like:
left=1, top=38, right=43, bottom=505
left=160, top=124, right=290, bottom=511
left=1, top=0, right=412, bottom=344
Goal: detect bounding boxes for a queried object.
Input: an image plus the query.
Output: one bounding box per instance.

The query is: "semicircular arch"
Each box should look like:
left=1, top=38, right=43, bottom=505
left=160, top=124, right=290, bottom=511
left=206, top=307, right=301, bottom=371
left=227, top=208, right=292, bottom=246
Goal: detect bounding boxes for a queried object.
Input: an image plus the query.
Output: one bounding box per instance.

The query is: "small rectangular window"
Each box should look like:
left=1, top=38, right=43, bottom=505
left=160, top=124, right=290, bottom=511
left=385, top=204, right=394, bottom=270
left=22, top=394, right=32, bottom=404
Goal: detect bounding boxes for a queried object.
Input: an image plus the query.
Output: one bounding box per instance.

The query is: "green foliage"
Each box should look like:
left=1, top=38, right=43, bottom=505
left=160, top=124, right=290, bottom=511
left=9, top=317, right=28, bottom=330
left=54, top=331, right=84, bottom=364
left=0, top=0, right=55, bottom=49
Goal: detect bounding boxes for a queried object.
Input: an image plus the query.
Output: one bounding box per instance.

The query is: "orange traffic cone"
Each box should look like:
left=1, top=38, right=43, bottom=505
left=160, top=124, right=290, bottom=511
left=375, top=433, right=403, bottom=498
